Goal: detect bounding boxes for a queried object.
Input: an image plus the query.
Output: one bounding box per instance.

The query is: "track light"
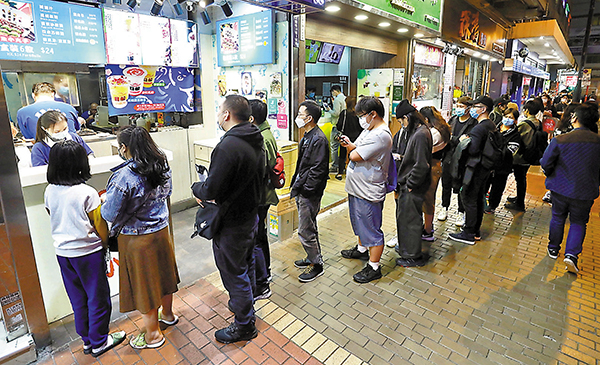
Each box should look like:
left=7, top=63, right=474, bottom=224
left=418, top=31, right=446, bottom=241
left=126, top=0, right=137, bottom=10
left=98, top=0, right=106, bottom=3
left=167, top=0, right=184, bottom=15
left=200, top=10, right=211, bottom=24
left=150, top=0, right=164, bottom=15
left=112, top=0, right=122, bottom=4
left=218, top=0, right=232, bottom=17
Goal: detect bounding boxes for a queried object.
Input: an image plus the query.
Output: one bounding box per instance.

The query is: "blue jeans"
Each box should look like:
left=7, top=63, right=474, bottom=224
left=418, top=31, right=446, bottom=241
left=330, top=127, right=340, bottom=169
left=252, top=205, right=270, bottom=293
left=548, top=192, right=594, bottom=258
left=213, top=215, right=258, bottom=327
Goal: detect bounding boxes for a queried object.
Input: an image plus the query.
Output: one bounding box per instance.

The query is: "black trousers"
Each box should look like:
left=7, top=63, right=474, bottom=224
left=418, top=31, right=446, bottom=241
left=441, top=161, right=464, bottom=212
left=488, top=172, right=510, bottom=209
left=461, top=169, right=490, bottom=235
left=396, top=187, right=425, bottom=258
left=513, top=164, right=530, bottom=207
left=253, top=205, right=270, bottom=292
left=338, top=146, right=347, bottom=174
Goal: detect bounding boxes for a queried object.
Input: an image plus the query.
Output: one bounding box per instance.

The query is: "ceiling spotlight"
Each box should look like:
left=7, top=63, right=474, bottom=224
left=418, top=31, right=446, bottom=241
left=482, top=55, right=489, bottom=60
left=378, top=22, right=390, bottom=27
left=199, top=0, right=206, bottom=7
left=473, top=51, right=481, bottom=57
left=220, top=0, right=233, bottom=17
left=126, top=0, right=137, bottom=9
left=113, top=0, right=122, bottom=4
left=325, top=5, right=340, bottom=12
left=544, top=43, right=550, bottom=47
left=490, top=58, right=497, bottom=62
left=397, top=28, right=409, bottom=33
left=150, top=0, right=164, bottom=15
left=363, top=5, right=372, bottom=11
left=354, top=14, right=368, bottom=20
left=200, top=10, right=211, bottom=24
left=414, top=33, right=424, bottom=38
left=539, top=36, right=544, bottom=40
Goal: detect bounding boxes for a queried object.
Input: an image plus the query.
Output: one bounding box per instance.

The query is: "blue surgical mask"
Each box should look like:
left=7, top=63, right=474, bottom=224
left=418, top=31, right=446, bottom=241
left=454, top=108, right=465, bottom=117
left=308, top=92, right=315, bottom=98
left=469, top=108, right=480, bottom=119
left=502, top=117, right=514, bottom=126
left=59, top=86, right=69, bottom=95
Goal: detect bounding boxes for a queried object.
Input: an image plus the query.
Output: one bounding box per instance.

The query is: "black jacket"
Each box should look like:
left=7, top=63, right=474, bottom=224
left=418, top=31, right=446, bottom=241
left=192, top=122, right=265, bottom=224
left=291, top=126, right=329, bottom=198
left=448, top=115, right=478, bottom=149
left=496, top=126, right=521, bottom=175
left=466, top=118, right=497, bottom=171
left=396, top=124, right=432, bottom=194
left=336, top=110, right=361, bottom=142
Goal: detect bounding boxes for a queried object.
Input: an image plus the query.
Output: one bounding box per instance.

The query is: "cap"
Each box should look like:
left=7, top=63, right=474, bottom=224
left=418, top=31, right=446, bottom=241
left=457, top=96, right=472, bottom=106
left=493, top=96, right=509, bottom=106
left=395, top=99, right=417, bottom=118
left=473, top=96, right=494, bottom=112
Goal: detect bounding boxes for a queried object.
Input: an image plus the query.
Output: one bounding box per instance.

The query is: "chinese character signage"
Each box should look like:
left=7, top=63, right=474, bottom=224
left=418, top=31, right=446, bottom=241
left=0, top=0, right=105, bottom=63
left=105, top=64, right=194, bottom=116
left=216, top=10, right=274, bottom=67
left=414, top=43, right=444, bottom=67
left=354, top=0, right=442, bottom=32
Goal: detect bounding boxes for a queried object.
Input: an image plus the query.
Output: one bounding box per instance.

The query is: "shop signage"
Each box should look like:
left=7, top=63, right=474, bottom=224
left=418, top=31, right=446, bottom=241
left=507, top=58, right=550, bottom=80
left=459, top=10, right=487, bottom=48
left=414, top=43, right=444, bottom=67
left=0, top=292, right=27, bottom=339
left=356, top=0, right=442, bottom=32
left=105, top=64, right=194, bottom=116
left=565, top=76, right=577, bottom=87
left=216, top=10, right=274, bottom=67
left=0, top=0, right=105, bottom=63
left=492, top=41, right=504, bottom=56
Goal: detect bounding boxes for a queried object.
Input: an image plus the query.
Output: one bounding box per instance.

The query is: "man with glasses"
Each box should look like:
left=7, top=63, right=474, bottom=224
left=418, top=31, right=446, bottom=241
left=290, top=100, right=329, bottom=282
left=449, top=96, right=496, bottom=245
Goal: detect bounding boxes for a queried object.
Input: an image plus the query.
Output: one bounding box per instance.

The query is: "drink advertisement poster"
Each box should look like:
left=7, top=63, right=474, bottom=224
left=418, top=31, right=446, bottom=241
left=104, top=9, right=141, bottom=65
left=139, top=14, right=170, bottom=66
left=0, top=0, right=105, bottom=63
left=170, top=19, right=198, bottom=68
left=105, top=64, right=194, bottom=116
left=216, top=10, right=274, bottom=67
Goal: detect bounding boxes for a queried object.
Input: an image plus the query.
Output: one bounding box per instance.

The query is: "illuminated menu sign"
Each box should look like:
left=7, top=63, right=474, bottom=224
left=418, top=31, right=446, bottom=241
left=139, top=14, right=170, bottom=66
left=103, top=9, right=141, bottom=65
left=170, top=19, right=198, bottom=68
left=216, top=10, right=273, bottom=67
left=0, top=0, right=105, bottom=63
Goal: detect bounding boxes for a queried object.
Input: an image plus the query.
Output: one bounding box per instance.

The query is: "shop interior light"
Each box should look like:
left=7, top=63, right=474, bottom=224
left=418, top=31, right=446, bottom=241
left=200, top=10, right=211, bottom=24
left=354, top=14, right=368, bottom=20
left=167, top=0, right=184, bottom=15
left=126, top=0, right=137, bottom=9
left=216, top=0, right=233, bottom=17
left=98, top=0, right=106, bottom=3
left=544, top=43, right=550, bottom=47
left=378, top=22, right=390, bottom=27
left=539, top=36, right=544, bottom=40
left=473, top=51, right=481, bottom=57
left=363, top=5, right=372, bottom=11
left=482, top=55, right=489, bottom=60
left=397, top=28, right=409, bottom=33
left=325, top=5, right=340, bottom=12
left=414, top=33, right=424, bottom=38
left=113, top=0, right=122, bottom=4
left=490, top=58, right=497, bottom=62
left=150, top=0, right=164, bottom=15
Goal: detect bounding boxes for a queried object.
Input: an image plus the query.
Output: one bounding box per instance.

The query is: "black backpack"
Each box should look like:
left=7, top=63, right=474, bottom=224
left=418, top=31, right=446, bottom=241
left=521, top=119, right=548, bottom=165
left=481, top=129, right=505, bottom=170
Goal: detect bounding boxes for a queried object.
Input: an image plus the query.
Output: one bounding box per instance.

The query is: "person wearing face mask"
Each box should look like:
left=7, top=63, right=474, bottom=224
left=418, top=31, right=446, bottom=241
left=17, top=82, right=80, bottom=140
left=541, top=94, right=558, bottom=118
left=338, top=97, right=392, bottom=283
left=449, top=96, right=496, bottom=245
left=306, top=87, right=317, bottom=101
left=438, top=96, right=477, bottom=225
left=192, top=95, right=265, bottom=343
left=485, top=108, right=522, bottom=214
left=489, top=96, right=510, bottom=126
left=53, top=75, right=71, bottom=103
left=325, top=85, right=346, bottom=173
left=290, top=100, right=329, bottom=283
left=31, top=110, right=93, bottom=167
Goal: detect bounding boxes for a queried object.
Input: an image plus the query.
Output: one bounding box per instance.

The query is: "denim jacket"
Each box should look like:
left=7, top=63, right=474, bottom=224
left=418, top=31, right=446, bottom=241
left=101, top=159, right=172, bottom=236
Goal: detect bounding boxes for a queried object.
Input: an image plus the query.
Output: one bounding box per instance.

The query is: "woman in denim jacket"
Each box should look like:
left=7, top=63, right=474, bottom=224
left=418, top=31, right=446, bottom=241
left=101, top=126, right=180, bottom=350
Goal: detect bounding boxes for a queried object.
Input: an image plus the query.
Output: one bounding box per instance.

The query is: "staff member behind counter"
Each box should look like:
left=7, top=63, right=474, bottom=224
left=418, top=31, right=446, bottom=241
left=31, top=110, right=93, bottom=167
left=17, top=82, right=80, bottom=140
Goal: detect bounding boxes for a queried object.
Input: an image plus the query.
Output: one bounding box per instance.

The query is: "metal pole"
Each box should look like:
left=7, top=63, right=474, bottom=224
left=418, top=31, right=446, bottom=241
left=573, top=0, right=596, bottom=102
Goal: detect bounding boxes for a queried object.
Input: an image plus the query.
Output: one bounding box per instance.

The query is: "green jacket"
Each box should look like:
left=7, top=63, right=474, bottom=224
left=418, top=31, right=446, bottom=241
left=259, top=121, right=280, bottom=206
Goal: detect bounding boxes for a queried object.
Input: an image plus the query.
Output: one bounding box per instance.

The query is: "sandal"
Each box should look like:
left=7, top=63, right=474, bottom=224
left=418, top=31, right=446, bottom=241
left=91, top=331, right=126, bottom=357
left=158, top=310, right=179, bottom=326
left=129, top=333, right=165, bottom=350
left=335, top=174, right=343, bottom=180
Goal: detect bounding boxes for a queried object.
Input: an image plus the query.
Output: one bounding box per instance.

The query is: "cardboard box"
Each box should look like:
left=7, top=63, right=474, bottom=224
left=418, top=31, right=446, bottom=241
left=268, top=209, right=298, bottom=240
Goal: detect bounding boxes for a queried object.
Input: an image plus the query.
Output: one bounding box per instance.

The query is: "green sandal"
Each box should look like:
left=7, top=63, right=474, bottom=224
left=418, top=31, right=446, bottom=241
left=129, top=333, right=165, bottom=350
left=158, top=310, right=179, bottom=326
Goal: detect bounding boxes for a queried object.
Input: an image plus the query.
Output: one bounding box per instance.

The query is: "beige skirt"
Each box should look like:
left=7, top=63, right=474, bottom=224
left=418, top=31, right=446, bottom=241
left=118, top=227, right=180, bottom=314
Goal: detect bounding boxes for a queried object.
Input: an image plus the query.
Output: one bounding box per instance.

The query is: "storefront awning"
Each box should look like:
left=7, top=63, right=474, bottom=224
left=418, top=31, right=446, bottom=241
left=503, top=58, right=550, bottom=80
left=509, top=19, right=574, bottom=66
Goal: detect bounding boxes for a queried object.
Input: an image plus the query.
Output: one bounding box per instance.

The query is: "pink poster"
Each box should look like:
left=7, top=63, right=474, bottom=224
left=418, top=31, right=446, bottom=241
left=277, top=114, right=288, bottom=129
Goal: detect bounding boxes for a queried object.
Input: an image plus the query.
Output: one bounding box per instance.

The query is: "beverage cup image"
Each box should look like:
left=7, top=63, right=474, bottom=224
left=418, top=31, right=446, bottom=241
left=107, top=75, right=130, bottom=109
left=123, top=67, right=148, bottom=96
left=141, top=66, right=158, bottom=88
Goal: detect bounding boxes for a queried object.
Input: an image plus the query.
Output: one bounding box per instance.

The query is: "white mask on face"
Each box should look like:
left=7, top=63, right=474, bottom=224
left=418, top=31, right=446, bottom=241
left=44, top=128, right=71, bottom=147
left=295, top=115, right=307, bottom=128
left=359, top=113, right=371, bottom=129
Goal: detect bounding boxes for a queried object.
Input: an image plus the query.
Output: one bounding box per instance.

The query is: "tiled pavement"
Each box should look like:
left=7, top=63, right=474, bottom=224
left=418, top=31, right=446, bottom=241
left=36, top=174, right=600, bottom=365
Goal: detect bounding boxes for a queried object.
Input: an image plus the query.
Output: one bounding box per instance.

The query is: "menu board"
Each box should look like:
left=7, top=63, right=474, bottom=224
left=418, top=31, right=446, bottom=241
left=139, top=14, right=170, bottom=66
left=216, top=10, right=274, bottom=67
left=103, top=9, right=141, bottom=65
left=0, top=0, right=105, bottom=63
left=170, top=19, right=198, bottom=67
left=106, top=64, right=194, bottom=116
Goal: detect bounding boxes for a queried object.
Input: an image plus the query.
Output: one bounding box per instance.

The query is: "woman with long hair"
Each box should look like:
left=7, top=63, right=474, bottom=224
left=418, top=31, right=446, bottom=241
left=101, top=126, right=180, bottom=350
left=335, top=96, right=361, bottom=180
left=419, top=106, right=451, bottom=241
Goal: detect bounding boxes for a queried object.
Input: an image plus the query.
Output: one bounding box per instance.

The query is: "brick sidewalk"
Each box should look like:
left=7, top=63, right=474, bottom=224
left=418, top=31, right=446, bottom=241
left=37, top=177, right=600, bottom=364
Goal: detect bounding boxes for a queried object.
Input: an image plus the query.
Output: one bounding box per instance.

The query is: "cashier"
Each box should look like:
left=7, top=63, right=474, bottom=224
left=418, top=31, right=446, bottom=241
left=17, top=82, right=80, bottom=139
left=82, top=103, right=98, bottom=124
left=31, top=110, right=93, bottom=167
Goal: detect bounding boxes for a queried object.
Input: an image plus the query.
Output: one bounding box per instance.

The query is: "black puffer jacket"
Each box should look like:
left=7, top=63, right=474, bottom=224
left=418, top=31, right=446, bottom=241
left=396, top=124, right=432, bottom=194
left=291, top=126, right=329, bottom=198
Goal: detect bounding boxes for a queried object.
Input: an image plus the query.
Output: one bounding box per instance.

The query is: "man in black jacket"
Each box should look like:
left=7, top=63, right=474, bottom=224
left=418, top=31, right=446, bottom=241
left=449, top=96, right=496, bottom=245
left=192, top=95, right=265, bottom=343
left=291, top=100, right=329, bottom=283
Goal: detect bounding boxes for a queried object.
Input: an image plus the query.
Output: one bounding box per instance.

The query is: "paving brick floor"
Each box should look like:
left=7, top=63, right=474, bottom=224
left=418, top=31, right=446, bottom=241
left=35, top=175, right=600, bottom=364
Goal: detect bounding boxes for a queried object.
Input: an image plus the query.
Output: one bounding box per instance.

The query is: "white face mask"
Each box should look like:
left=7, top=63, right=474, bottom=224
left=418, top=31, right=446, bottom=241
left=44, top=128, right=70, bottom=147
left=295, top=116, right=307, bottom=128
left=359, top=114, right=371, bottom=129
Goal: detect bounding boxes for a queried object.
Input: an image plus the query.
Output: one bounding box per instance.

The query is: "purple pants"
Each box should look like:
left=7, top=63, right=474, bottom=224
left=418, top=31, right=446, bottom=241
left=57, top=250, right=111, bottom=349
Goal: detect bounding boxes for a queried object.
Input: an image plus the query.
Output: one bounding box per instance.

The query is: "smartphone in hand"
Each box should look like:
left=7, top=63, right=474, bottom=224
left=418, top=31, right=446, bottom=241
left=195, top=164, right=208, bottom=182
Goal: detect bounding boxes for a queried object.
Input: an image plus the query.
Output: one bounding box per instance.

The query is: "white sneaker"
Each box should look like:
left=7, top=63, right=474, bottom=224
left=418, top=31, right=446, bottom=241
left=455, top=212, right=465, bottom=227
left=385, top=236, right=398, bottom=248
left=437, top=209, right=448, bottom=221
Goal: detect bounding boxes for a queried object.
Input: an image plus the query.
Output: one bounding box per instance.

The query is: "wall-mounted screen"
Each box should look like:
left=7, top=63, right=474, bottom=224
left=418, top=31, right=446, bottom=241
left=318, top=43, right=344, bottom=64
left=139, top=14, right=170, bottom=66
left=0, top=0, right=105, bottom=63
left=216, top=10, right=274, bottom=67
left=103, top=9, right=141, bottom=65
left=170, top=19, right=198, bottom=67
left=305, top=39, right=321, bottom=63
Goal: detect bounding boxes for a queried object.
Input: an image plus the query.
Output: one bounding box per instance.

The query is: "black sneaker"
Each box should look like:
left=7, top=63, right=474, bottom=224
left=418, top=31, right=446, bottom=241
left=353, top=264, right=382, bottom=283
left=341, top=245, right=369, bottom=260
left=504, top=202, right=526, bottom=212
left=564, top=254, right=579, bottom=274
left=449, top=231, right=476, bottom=245
left=298, top=264, right=324, bottom=283
left=507, top=196, right=517, bottom=203
left=474, top=232, right=481, bottom=241
left=294, top=257, right=311, bottom=269
left=484, top=207, right=495, bottom=214
left=421, top=230, right=434, bottom=241
left=215, top=322, right=258, bottom=344
left=396, top=254, right=429, bottom=267
left=547, top=247, right=559, bottom=259
left=254, top=286, right=272, bottom=301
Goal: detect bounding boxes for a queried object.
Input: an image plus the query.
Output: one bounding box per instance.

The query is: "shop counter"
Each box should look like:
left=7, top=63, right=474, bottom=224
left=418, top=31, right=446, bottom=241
left=19, top=151, right=172, bottom=322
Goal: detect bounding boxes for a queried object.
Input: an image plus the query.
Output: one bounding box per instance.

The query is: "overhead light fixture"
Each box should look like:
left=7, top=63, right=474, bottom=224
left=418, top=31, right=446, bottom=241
left=354, top=14, right=368, bottom=20
left=325, top=5, right=340, bottom=12
left=219, top=0, right=233, bottom=17
left=200, top=10, right=211, bottom=24
left=150, top=0, right=164, bottom=15
left=363, top=5, right=372, bottom=11
left=165, top=0, right=184, bottom=15
left=539, top=36, right=544, bottom=40
left=126, top=0, right=137, bottom=9
left=482, top=55, right=489, bottom=60
left=397, top=28, right=409, bottom=33
left=544, top=43, right=550, bottom=47
left=414, top=33, right=424, bottom=38
left=113, top=0, right=122, bottom=4
left=473, top=51, right=481, bottom=57
left=378, top=22, right=390, bottom=27
left=490, top=58, right=497, bottom=62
